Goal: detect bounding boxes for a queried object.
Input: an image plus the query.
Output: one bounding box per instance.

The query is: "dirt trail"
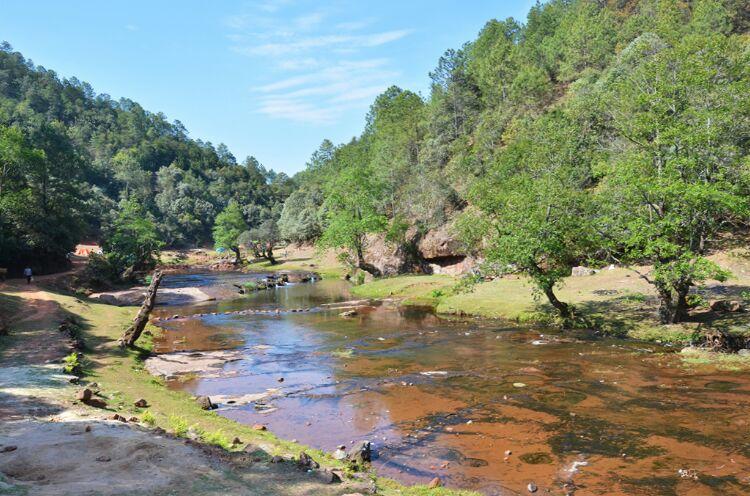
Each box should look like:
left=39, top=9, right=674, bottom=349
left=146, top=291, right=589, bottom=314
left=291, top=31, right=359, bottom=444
left=0, top=280, right=371, bottom=496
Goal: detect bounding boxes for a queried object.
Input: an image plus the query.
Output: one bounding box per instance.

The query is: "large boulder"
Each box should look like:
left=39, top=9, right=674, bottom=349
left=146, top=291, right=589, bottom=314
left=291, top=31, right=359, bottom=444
left=417, top=224, right=476, bottom=276
left=363, top=232, right=420, bottom=276
left=418, top=224, right=465, bottom=260
left=346, top=440, right=372, bottom=466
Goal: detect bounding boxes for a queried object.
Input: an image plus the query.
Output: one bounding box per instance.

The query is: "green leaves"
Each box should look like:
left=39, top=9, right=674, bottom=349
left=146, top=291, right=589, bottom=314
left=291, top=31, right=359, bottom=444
left=102, top=198, right=163, bottom=275
left=212, top=201, right=248, bottom=252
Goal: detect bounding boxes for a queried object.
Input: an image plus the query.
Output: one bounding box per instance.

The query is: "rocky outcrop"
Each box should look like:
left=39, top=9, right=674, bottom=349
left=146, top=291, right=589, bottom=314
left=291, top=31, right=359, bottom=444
left=417, top=223, right=476, bottom=276
left=360, top=223, right=477, bottom=277
left=362, top=233, right=419, bottom=276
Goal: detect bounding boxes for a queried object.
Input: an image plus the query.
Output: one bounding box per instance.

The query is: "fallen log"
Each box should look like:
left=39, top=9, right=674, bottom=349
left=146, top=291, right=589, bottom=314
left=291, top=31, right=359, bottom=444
left=118, top=271, right=163, bottom=348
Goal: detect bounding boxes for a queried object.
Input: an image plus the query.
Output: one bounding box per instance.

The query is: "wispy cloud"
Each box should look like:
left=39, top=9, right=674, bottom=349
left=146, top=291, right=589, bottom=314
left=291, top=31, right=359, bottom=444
left=225, top=3, right=410, bottom=124
left=232, top=30, right=411, bottom=57
left=253, top=60, right=396, bottom=124
left=125, top=24, right=139, bottom=31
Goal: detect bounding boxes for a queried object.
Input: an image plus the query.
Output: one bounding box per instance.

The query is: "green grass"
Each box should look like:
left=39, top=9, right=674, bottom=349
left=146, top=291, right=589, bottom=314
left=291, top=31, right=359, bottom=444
left=350, top=274, right=454, bottom=306
left=142, top=410, right=156, bottom=425
left=245, top=258, right=344, bottom=279
left=679, top=347, right=750, bottom=371
left=201, top=429, right=235, bottom=450
left=350, top=261, right=750, bottom=350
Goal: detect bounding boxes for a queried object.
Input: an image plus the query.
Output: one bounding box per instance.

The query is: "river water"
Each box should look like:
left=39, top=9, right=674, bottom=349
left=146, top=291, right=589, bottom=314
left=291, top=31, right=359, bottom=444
left=152, top=273, right=750, bottom=495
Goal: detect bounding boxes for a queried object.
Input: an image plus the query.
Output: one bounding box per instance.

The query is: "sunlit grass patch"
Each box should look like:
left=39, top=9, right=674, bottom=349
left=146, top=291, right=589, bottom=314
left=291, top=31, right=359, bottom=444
left=679, top=347, right=750, bottom=371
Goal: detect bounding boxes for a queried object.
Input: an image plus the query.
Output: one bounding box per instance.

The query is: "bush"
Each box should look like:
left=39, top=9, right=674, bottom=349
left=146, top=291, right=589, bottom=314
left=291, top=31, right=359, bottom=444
left=168, top=415, right=189, bottom=437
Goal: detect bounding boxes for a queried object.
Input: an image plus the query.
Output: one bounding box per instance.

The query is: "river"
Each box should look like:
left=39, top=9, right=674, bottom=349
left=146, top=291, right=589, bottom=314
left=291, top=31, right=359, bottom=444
left=151, top=272, right=750, bottom=495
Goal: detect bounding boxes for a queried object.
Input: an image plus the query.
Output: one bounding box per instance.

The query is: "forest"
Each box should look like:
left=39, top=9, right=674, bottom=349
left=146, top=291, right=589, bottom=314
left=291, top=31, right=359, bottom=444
left=1, top=0, right=748, bottom=326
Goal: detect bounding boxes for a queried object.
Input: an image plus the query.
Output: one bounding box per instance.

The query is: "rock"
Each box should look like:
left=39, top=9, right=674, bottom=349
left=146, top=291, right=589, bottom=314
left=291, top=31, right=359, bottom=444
left=297, top=451, right=319, bottom=470
left=418, top=224, right=465, bottom=260
left=86, top=398, right=108, bottom=409
left=709, top=300, right=743, bottom=312
left=196, top=396, right=216, bottom=410
left=527, top=482, right=538, bottom=493
left=252, top=424, right=267, bottom=431
left=270, top=455, right=285, bottom=463
left=428, top=477, right=443, bottom=488
left=315, top=469, right=342, bottom=484
left=96, top=455, right=112, bottom=462
left=339, top=310, right=358, bottom=318
left=232, top=437, right=242, bottom=445
left=76, top=388, right=93, bottom=402
left=738, top=349, right=750, bottom=356
left=109, top=414, right=127, bottom=422
left=134, top=398, right=148, bottom=408
left=277, top=377, right=284, bottom=382
left=128, top=417, right=139, bottom=422
left=346, top=440, right=372, bottom=466
left=333, top=448, right=347, bottom=460
left=513, top=382, right=527, bottom=388
left=0, top=446, right=17, bottom=453
left=571, top=266, right=596, bottom=277
left=84, top=425, right=92, bottom=432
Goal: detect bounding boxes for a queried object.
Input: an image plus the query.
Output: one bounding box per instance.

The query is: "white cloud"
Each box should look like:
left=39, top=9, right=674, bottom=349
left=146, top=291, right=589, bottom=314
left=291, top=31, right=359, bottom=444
left=237, top=30, right=411, bottom=57
left=224, top=5, right=410, bottom=124
left=125, top=24, right=139, bottom=31
left=293, top=11, right=325, bottom=30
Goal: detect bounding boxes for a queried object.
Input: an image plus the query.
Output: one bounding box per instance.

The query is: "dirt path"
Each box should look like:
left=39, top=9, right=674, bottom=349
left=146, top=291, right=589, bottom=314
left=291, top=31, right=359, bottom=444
left=0, top=283, right=373, bottom=496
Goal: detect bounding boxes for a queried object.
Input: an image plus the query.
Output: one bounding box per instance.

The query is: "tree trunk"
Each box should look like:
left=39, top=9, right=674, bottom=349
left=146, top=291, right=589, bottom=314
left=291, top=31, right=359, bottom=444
left=265, top=244, right=276, bottom=265
left=542, top=286, right=572, bottom=321
left=674, top=286, right=690, bottom=323
left=656, top=285, right=677, bottom=324
left=656, top=282, right=691, bottom=324
left=231, top=246, right=242, bottom=264
left=355, top=243, right=381, bottom=277
left=118, top=271, right=162, bottom=347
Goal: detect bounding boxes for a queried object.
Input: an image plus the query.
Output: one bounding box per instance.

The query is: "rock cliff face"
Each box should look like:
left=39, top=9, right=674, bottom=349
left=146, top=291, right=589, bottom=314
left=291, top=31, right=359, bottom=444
left=416, top=223, right=476, bottom=276
left=363, top=232, right=421, bottom=276
left=362, top=222, right=476, bottom=277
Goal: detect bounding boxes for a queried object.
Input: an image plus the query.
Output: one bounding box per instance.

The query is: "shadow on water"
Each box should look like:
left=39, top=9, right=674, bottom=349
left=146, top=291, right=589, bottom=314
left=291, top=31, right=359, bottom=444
left=150, top=272, right=750, bottom=495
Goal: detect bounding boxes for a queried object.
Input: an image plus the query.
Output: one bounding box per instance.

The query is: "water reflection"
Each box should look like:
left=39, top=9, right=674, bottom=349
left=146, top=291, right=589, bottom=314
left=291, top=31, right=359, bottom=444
left=153, top=273, right=750, bottom=495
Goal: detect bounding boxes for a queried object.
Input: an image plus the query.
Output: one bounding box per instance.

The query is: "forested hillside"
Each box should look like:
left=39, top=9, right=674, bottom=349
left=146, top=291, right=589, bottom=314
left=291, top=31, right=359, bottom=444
left=280, top=0, right=750, bottom=325
left=0, top=42, right=291, bottom=273
left=1, top=0, right=748, bottom=324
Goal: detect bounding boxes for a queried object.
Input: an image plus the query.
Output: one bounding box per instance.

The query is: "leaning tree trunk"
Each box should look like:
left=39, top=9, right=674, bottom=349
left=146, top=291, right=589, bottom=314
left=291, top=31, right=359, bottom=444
left=543, top=286, right=573, bottom=321
left=355, top=243, right=381, bottom=277
left=118, top=271, right=163, bottom=348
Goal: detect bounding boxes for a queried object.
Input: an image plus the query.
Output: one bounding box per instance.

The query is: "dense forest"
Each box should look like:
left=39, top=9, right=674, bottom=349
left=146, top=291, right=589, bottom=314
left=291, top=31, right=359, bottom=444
left=1, top=0, right=748, bottom=326
left=280, top=0, right=750, bottom=325
left=0, top=42, right=292, bottom=273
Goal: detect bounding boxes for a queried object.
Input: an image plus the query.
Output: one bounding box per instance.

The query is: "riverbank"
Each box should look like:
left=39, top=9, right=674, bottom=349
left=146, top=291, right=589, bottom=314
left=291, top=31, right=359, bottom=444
left=163, top=245, right=750, bottom=352
left=161, top=245, right=346, bottom=279
left=0, top=278, right=479, bottom=495
left=350, top=249, right=750, bottom=352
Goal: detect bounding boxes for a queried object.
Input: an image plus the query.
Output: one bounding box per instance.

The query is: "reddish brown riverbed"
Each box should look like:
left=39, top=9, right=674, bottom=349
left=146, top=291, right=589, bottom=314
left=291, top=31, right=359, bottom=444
left=152, top=274, right=750, bottom=495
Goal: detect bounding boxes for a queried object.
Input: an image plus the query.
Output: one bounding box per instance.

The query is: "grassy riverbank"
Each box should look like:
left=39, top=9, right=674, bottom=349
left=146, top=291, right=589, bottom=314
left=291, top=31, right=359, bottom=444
left=1, top=282, right=479, bottom=496
left=351, top=250, right=750, bottom=348
left=162, top=245, right=346, bottom=279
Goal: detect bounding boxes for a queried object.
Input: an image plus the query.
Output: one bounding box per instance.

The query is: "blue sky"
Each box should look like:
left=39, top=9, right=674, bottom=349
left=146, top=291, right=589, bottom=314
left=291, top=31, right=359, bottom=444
left=1, top=1, right=535, bottom=175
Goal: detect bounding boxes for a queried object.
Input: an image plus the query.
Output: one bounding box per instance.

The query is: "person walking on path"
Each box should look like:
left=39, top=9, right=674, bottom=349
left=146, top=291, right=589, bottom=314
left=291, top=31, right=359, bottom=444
left=23, top=266, right=32, bottom=284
